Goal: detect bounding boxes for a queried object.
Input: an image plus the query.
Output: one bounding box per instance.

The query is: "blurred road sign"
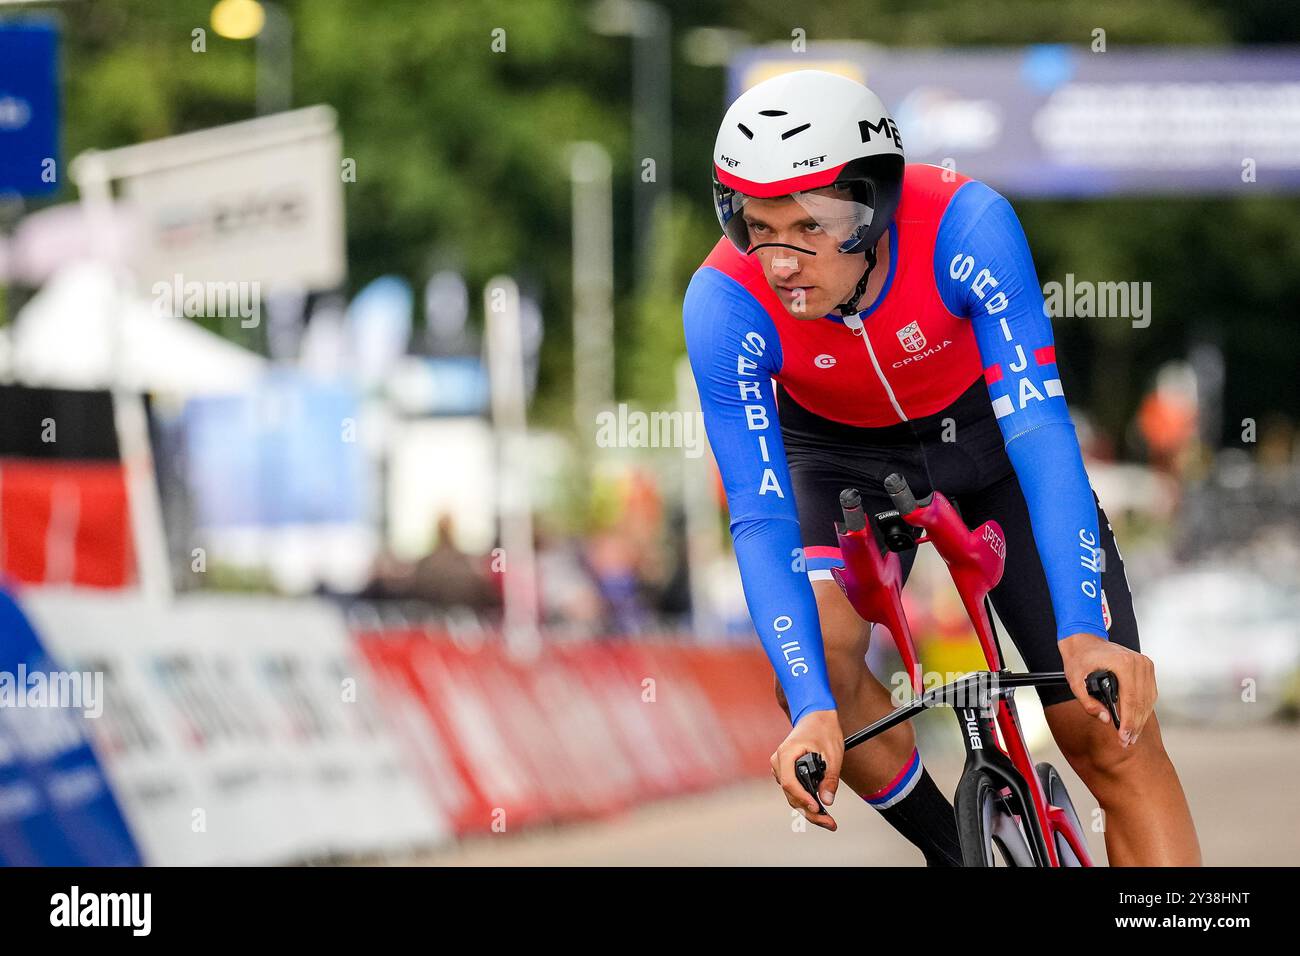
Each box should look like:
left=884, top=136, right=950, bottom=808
left=731, top=44, right=1300, bottom=195
left=71, top=106, right=346, bottom=290
left=0, top=21, right=59, bottom=197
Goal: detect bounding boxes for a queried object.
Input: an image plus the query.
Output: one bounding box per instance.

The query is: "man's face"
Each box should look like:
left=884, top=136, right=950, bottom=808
left=742, top=190, right=865, bottom=319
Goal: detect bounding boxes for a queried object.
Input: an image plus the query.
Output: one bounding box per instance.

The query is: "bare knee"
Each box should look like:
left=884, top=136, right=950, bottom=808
left=1054, top=710, right=1168, bottom=792
left=825, top=646, right=873, bottom=706
left=1064, top=738, right=1138, bottom=790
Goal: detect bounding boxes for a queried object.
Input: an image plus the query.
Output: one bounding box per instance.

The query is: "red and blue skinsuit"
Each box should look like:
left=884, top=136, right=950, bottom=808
left=684, top=164, right=1106, bottom=724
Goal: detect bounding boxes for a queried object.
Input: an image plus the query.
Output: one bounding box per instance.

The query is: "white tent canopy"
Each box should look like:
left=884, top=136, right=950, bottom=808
left=4, top=262, right=267, bottom=395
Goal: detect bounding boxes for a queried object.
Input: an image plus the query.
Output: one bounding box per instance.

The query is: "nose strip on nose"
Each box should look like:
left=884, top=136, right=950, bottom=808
left=773, top=255, right=799, bottom=271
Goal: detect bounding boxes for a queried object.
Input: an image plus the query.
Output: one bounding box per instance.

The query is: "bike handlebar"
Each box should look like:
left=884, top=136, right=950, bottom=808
left=839, top=488, right=866, bottom=532
left=883, top=472, right=931, bottom=514
left=1085, top=669, right=1121, bottom=727
left=794, top=669, right=1122, bottom=810
left=795, top=752, right=828, bottom=815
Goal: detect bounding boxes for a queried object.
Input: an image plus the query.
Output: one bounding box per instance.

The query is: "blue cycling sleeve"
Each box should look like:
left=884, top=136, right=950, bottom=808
left=934, top=182, right=1107, bottom=641
left=683, top=266, right=838, bottom=723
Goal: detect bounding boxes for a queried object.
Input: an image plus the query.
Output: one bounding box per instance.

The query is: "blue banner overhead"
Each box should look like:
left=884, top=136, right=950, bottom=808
left=729, top=44, right=1300, bottom=196
left=0, top=21, right=60, bottom=197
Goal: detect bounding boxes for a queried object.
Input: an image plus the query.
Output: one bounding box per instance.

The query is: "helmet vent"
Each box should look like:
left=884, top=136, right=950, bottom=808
left=780, top=122, right=811, bottom=140
left=758, top=110, right=787, bottom=116
left=736, top=123, right=753, bottom=139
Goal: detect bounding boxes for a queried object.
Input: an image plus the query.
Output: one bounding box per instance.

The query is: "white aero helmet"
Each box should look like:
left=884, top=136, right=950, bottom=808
left=712, top=70, right=905, bottom=257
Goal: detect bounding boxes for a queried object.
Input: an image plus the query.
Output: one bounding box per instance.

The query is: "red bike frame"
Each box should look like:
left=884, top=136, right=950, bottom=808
left=830, top=480, right=1094, bottom=866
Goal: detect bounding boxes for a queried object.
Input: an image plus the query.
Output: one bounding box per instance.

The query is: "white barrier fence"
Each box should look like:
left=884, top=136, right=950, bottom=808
left=21, top=590, right=450, bottom=865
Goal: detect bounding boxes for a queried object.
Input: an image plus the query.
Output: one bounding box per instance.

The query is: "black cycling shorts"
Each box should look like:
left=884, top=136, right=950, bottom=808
left=776, top=377, right=1139, bottom=709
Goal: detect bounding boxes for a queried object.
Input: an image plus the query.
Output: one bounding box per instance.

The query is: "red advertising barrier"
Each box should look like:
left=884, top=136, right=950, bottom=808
left=355, top=631, right=789, bottom=839
left=612, top=643, right=737, bottom=791
left=361, top=635, right=554, bottom=834
left=359, top=638, right=485, bottom=835
left=0, top=459, right=134, bottom=588
left=676, top=645, right=790, bottom=774
left=552, top=642, right=682, bottom=800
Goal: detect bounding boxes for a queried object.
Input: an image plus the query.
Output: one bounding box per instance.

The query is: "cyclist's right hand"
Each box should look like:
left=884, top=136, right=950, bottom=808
left=771, top=709, right=844, bottom=831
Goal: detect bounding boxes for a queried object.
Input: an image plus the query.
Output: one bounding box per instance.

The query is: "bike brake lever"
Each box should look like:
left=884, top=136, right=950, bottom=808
left=1085, top=670, right=1121, bottom=728
left=794, top=752, right=827, bottom=815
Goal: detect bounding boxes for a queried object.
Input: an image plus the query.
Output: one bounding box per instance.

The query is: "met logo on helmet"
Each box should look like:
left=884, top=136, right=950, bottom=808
left=859, top=116, right=903, bottom=150
left=719, top=154, right=740, bottom=168
left=793, top=154, right=827, bottom=169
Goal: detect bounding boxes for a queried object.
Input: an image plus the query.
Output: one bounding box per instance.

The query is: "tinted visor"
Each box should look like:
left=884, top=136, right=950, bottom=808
left=714, top=179, right=875, bottom=254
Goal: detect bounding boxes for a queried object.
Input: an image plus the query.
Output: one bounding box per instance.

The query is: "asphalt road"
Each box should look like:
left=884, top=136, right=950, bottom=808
left=418, top=721, right=1299, bottom=866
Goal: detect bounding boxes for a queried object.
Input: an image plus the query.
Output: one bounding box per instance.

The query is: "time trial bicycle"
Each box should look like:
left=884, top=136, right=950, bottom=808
left=796, top=473, right=1120, bottom=866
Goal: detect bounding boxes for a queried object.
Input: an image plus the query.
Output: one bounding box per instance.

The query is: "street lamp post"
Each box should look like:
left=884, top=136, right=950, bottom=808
left=255, top=2, right=292, bottom=115
left=569, top=142, right=614, bottom=447
left=210, top=0, right=292, bottom=115
left=589, top=0, right=671, bottom=303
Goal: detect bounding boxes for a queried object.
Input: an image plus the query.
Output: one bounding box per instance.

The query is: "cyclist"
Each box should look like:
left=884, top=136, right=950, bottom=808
left=683, top=70, right=1200, bottom=865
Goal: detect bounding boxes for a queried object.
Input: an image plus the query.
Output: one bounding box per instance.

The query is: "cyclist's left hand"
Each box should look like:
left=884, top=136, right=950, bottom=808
left=1058, top=632, right=1156, bottom=748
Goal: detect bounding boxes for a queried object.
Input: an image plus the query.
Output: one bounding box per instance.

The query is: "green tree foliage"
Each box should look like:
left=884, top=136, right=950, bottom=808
left=26, top=0, right=1300, bottom=445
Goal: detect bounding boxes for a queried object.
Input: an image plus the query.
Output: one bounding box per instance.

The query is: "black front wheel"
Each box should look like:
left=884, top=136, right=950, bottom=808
left=955, top=770, right=1036, bottom=867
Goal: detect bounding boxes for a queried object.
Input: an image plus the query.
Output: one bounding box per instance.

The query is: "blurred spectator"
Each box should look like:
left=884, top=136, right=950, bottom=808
left=409, top=513, right=498, bottom=611
left=534, top=527, right=604, bottom=632
left=1258, top=415, right=1297, bottom=468
left=1136, top=362, right=1199, bottom=476
left=1072, top=409, right=1117, bottom=462
left=585, top=529, right=650, bottom=635
left=357, top=549, right=414, bottom=602
left=654, top=508, right=693, bottom=622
